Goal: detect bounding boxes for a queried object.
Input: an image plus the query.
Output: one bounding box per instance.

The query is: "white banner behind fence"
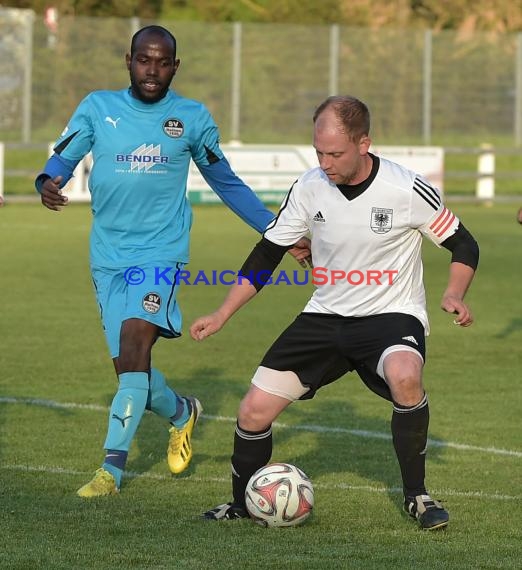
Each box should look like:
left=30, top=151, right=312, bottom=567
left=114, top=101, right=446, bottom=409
left=54, top=144, right=444, bottom=204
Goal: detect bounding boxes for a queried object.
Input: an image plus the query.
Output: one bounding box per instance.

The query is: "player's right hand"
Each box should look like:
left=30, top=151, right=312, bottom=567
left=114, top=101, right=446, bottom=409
left=190, top=313, right=226, bottom=341
left=40, top=176, right=69, bottom=211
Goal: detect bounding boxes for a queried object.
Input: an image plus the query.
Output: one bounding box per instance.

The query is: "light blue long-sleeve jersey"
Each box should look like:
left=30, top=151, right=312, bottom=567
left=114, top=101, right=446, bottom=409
left=41, top=88, right=274, bottom=268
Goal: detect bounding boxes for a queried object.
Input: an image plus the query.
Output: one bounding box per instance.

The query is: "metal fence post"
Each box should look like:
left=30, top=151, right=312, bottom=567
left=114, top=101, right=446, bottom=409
left=230, top=22, right=242, bottom=142
left=423, top=29, right=432, bottom=145
left=329, top=24, right=339, bottom=96
left=22, top=10, right=34, bottom=143
left=0, top=142, right=4, bottom=199
left=130, top=16, right=140, bottom=35
left=515, top=33, right=522, bottom=146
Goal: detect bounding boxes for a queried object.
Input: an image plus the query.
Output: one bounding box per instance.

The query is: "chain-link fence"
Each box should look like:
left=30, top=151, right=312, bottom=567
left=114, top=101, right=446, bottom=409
left=1, top=9, right=522, bottom=147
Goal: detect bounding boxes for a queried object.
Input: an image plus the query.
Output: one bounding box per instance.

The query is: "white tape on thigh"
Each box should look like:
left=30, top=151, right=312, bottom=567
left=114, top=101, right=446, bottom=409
left=376, top=345, right=424, bottom=379
left=251, top=366, right=309, bottom=402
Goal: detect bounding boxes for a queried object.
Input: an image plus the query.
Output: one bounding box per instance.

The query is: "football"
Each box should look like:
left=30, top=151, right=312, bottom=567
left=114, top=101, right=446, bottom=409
left=245, top=463, right=314, bottom=527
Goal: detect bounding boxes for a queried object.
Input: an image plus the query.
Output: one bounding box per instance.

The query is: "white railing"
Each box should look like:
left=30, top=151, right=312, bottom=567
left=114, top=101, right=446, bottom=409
left=0, top=142, right=514, bottom=204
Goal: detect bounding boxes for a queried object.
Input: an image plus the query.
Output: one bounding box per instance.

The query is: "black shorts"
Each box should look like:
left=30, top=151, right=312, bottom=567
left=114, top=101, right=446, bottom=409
left=259, top=312, right=426, bottom=402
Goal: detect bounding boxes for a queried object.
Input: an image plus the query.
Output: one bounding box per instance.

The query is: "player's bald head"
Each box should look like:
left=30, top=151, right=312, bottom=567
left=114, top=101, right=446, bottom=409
left=131, top=25, right=177, bottom=59
left=313, top=96, right=370, bottom=142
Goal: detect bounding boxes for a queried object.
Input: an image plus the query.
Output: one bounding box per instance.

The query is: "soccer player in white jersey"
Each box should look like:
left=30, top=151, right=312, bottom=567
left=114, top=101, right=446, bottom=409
left=35, top=25, right=310, bottom=498
left=191, top=95, right=479, bottom=530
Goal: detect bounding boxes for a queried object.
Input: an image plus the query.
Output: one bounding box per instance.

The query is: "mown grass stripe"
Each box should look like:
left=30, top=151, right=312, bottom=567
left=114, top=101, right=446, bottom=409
left=2, top=396, right=521, bottom=458
left=1, top=463, right=519, bottom=501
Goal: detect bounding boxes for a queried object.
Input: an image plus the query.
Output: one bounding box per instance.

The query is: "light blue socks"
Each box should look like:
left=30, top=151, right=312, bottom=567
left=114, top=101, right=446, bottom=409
left=148, top=367, right=189, bottom=427
left=102, top=371, right=149, bottom=486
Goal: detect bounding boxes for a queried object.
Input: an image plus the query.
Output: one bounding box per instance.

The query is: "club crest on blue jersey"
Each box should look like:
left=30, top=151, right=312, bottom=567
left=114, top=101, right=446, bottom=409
left=163, top=118, right=184, bottom=138
left=370, top=207, right=393, bottom=234
left=142, top=293, right=161, bottom=314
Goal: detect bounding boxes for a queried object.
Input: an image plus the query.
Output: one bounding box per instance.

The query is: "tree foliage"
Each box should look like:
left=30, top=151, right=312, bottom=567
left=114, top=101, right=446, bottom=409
left=5, top=0, right=522, bottom=32
left=3, top=0, right=161, bottom=18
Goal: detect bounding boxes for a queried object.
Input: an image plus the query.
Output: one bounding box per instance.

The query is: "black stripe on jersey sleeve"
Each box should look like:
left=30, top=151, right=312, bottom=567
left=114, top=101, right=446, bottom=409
left=413, top=176, right=441, bottom=210
left=263, top=180, right=298, bottom=234
left=53, top=130, right=80, bottom=155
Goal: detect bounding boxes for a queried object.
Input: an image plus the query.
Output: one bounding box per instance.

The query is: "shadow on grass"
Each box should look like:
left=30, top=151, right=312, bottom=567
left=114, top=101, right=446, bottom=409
left=123, top=365, right=237, bottom=480
left=262, top=376, right=447, bottom=520
left=493, top=318, right=522, bottom=338
left=125, top=365, right=447, bottom=522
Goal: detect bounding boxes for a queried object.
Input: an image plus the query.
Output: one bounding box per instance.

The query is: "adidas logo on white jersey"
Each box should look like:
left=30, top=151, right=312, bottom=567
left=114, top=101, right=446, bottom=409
left=402, top=335, right=418, bottom=345
left=313, top=211, right=326, bottom=223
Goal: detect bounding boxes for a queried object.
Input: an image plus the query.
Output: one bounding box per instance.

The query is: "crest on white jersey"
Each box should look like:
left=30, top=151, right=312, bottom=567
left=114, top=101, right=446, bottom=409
left=370, top=207, right=393, bottom=234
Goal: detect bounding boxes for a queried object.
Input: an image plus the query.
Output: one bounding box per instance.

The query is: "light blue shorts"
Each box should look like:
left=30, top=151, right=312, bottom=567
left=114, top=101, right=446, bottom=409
left=92, top=262, right=185, bottom=358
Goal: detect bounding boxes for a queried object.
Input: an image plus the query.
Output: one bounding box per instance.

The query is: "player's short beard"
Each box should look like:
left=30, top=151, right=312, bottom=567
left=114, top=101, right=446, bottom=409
left=340, top=156, right=370, bottom=185
left=130, top=76, right=169, bottom=104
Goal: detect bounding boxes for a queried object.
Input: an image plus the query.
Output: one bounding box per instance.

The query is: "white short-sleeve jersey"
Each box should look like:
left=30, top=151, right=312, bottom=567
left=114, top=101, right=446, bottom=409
left=264, top=156, right=460, bottom=333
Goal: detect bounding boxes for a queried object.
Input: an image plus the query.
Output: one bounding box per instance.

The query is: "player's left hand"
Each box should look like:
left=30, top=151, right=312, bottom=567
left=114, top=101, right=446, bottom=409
left=288, top=237, right=313, bottom=268
left=441, top=295, right=474, bottom=327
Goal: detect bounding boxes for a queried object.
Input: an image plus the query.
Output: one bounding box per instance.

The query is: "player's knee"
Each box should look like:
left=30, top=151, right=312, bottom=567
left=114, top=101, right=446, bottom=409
left=237, top=398, right=271, bottom=431
left=388, top=375, right=424, bottom=406
left=118, top=346, right=151, bottom=371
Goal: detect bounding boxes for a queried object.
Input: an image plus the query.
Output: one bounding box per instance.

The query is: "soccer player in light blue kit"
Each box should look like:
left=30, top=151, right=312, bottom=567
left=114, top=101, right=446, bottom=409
left=35, top=25, right=310, bottom=497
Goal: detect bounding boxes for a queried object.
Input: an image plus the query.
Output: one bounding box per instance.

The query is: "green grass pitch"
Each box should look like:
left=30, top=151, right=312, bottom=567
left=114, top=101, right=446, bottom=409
left=0, top=202, right=520, bottom=569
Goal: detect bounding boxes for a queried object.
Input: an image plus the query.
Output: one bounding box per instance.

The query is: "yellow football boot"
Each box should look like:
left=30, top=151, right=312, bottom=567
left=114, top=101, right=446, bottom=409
left=77, top=468, right=119, bottom=498
left=168, top=397, right=203, bottom=474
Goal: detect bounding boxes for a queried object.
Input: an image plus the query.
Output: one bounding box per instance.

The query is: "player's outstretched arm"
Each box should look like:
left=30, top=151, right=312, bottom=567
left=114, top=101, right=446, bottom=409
left=190, top=278, right=258, bottom=341
left=191, top=235, right=286, bottom=340
left=198, top=158, right=274, bottom=233
left=191, top=236, right=287, bottom=340
left=198, top=159, right=312, bottom=268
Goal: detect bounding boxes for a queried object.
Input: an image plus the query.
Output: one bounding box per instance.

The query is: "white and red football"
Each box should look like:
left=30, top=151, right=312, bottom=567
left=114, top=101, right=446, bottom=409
left=245, top=463, right=314, bottom=527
